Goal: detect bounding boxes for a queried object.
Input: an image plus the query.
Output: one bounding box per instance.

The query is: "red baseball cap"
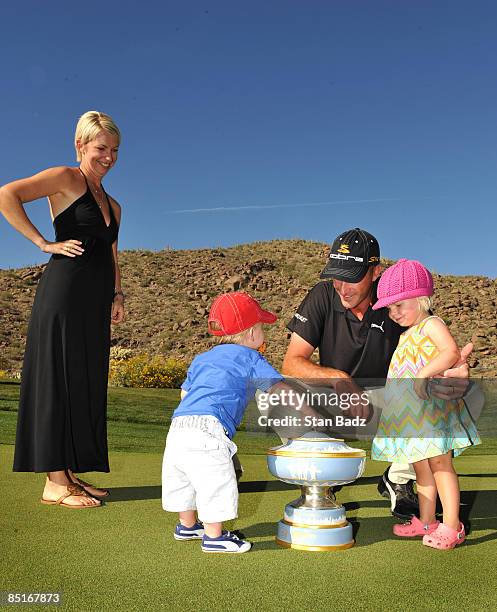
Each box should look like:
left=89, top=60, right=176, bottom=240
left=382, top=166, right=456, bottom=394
left=208, top=292, right=277, bottom=336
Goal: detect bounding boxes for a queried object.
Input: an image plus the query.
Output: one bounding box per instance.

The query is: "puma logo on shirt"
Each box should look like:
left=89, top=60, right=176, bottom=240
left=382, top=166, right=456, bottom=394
left=370, top=321, right=384, bottom=333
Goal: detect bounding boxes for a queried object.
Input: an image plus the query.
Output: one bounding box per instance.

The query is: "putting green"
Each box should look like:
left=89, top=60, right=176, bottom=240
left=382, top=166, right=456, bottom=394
left=1, top=444, right=496, bottom=612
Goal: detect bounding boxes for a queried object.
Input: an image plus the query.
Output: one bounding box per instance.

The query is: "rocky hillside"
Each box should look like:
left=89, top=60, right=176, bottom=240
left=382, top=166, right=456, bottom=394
left=1, top=239, right=496, bottom=376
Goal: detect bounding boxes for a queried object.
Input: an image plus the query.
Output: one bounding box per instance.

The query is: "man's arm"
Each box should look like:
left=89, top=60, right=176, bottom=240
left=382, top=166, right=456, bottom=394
left=281, top=332, right=370, bottom=419
left=282, top=332, right=350, bottom=384
left=429, top=342, right=472, bottom=400
left=266, top=380, right=321, bottom=420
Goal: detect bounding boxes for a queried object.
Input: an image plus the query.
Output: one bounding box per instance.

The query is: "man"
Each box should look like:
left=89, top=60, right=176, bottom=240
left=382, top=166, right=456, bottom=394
left=282, top=227, right=475, bottom=519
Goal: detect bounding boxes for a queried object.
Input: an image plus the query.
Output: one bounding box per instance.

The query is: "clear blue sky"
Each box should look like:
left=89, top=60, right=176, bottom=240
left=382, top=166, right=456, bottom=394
left=1, top=1, right=496, bottom=277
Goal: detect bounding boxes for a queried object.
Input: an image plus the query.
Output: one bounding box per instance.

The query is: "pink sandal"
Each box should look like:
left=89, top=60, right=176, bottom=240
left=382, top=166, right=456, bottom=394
left=393, top=516, right=440, bottom=537
left=423, top=522, right=465, bottom=550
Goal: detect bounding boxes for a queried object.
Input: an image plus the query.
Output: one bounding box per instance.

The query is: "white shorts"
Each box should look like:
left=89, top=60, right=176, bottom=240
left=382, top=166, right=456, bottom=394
left=162, top=415, right=239, bottom=523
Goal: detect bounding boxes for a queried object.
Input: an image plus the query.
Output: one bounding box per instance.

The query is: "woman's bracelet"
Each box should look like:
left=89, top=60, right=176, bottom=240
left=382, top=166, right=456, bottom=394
left=114, top=290, right=125, bottom=301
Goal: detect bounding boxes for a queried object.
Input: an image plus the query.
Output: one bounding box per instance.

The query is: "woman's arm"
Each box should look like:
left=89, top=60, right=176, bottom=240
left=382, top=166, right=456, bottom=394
left=109, top=195, right=124, bottom=324
left=0, top=167, right=84, bottom=256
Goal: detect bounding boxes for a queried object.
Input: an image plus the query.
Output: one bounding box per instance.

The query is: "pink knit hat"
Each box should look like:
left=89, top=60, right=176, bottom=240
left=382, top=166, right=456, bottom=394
left=372, top=259, right=433, bottom=310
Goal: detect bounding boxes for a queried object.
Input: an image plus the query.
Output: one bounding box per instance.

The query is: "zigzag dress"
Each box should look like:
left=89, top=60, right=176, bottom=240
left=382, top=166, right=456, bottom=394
left=13, top=170, right=118, bottom=473
left=371, top=317, right=480, bottom=463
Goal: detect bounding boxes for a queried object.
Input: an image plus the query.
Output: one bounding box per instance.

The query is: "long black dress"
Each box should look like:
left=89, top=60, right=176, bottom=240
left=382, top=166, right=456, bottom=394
left=13, top=170, right=118, bottom=473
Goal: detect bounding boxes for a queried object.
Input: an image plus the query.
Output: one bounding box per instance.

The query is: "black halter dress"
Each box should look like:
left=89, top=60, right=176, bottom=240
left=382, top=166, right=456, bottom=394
left=13, top=170, right=118, bottom=472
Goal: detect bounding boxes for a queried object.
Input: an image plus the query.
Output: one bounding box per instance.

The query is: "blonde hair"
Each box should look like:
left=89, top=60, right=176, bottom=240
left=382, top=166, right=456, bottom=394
left=209, top=320, right=252, bottom=345
left=417, top=296, right=432, bottom=312
left=74, top=111, right=121, bottom=161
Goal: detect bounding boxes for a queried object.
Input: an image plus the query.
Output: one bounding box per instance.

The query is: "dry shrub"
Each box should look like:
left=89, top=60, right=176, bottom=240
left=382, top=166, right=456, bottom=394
left=109, top=354, right=187, bottom=388
left=110, top=346, right=135, bottom=361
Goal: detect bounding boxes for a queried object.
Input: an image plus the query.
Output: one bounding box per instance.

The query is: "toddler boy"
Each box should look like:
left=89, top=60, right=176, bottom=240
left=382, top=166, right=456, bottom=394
left=162, top=292, right=284, bottom=553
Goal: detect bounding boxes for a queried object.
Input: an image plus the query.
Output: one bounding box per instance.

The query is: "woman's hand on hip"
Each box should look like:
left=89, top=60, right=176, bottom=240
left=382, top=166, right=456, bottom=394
left=41, top=239, right=84, bottom=257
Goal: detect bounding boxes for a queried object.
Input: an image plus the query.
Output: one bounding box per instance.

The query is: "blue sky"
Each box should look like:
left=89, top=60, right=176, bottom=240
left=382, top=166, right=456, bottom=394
left=1, top=1, right=496, bottom=277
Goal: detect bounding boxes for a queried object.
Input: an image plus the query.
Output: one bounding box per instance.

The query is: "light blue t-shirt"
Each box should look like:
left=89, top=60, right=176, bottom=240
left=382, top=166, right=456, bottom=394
left=172, top=344, right=283, bottom=438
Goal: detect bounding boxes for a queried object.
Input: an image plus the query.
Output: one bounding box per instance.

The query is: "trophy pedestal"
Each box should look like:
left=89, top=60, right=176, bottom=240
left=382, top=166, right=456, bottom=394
left=275, top=485, right=354, bottom=551
left=266, top=433, right=365, bottom=552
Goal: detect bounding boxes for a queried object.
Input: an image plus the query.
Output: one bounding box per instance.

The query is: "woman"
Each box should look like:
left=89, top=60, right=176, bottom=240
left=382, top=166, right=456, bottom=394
left=0, top=111, right=124, bottom=508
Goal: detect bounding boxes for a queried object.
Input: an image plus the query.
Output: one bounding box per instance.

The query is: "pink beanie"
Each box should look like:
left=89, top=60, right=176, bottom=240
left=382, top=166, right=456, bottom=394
left=373, top=259, right=433, bottom=310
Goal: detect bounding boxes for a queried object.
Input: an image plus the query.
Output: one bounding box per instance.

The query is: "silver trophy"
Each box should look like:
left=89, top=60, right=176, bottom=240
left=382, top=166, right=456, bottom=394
left=267, top=432, right=366, bottom=551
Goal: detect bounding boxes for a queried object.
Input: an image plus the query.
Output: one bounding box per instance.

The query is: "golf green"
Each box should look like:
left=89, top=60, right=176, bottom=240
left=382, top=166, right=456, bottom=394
left=1, top=382, right=496, bottom=610
left=1, top=443, right=497, bottom=612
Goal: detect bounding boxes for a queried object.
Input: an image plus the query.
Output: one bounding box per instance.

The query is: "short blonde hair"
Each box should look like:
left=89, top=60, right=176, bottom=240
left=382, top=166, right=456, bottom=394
left=74, top=111, right=121, bottom=161
left=417, top=296, right=432, bottom=312
left=209, top=320, right=251, bottom=345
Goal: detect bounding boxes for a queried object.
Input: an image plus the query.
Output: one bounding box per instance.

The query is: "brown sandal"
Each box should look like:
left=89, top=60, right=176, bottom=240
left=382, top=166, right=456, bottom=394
left=65, top=469, right=110, bottom=498
left=75, top=477, right=110, bottom=498
left=40, top=483, right=101, bottom=509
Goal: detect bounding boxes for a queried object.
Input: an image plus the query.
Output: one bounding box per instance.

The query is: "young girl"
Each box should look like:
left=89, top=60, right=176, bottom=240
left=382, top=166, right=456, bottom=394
left=371, top=259, right=480, bottom=550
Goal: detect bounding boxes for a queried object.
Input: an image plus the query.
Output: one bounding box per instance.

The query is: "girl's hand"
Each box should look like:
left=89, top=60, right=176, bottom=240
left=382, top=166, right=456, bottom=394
left=111, top=296, right=125, bottom=325
left=41, top=240, right=84, bottom=258
left=414, top=378, right=429, bottom=400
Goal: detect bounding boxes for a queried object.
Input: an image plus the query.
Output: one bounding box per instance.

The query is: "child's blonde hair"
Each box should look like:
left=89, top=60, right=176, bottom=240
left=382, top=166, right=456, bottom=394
left=209, top=321, right=252, bottom=345
left=418, top=296, right=432, bottom=312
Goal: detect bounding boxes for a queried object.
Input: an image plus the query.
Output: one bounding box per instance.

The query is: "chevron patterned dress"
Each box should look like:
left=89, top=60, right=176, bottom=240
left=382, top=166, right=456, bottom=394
left=371, top=317, right=480, bottom=463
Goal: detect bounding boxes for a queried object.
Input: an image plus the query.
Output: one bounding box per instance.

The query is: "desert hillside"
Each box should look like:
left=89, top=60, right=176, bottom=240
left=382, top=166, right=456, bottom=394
left=1, top=240, right=496, bottom=376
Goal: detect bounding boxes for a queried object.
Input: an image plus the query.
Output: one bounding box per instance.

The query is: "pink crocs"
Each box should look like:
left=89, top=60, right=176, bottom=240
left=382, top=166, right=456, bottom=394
left=423, top=522, right=466, bottom=550
left=393, top=516, right=440, bottom=537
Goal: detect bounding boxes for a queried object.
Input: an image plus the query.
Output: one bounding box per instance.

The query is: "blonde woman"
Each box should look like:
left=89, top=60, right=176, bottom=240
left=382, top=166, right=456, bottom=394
left=0, top=111, right=124, bottom=508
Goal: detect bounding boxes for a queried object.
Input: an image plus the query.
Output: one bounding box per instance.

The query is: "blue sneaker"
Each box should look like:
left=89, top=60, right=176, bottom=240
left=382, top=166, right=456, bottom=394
left=201, top=530, right=252, bottom=553
left=174, top=521, right=205, bottom=540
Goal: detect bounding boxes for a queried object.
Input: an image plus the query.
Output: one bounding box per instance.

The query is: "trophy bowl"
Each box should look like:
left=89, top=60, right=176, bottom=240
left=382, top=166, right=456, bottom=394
left=267, top=432, right=366, bottom=551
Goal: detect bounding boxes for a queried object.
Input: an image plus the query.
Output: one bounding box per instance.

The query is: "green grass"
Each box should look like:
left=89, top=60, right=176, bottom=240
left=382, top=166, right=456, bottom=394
left=1, top=382, right=497, bottom=611
left=1, top=446, right=497, bottom=611
left=0, top=383, right=282, bottom=453
left=2, top=381, right=496, bottom=455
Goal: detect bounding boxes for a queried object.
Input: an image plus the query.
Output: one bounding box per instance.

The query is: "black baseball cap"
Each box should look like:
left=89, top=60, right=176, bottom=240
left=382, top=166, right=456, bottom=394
left=320, top=228, right=380, bottom=282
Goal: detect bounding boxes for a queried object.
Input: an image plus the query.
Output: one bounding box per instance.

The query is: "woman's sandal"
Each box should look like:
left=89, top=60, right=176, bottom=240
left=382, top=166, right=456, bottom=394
left=40, top=483, right=102, bottom=509
left=66, top=470, right=109, bottom=498
left=75, top=477, right=110, bottom=499
left=393, top=516, right=440, bottom=537
left=422, top=522, right=465, bottom=550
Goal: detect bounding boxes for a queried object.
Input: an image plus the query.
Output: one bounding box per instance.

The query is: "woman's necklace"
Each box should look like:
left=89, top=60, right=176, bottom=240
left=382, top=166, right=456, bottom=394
left=89, top=183, right=105, bottom=209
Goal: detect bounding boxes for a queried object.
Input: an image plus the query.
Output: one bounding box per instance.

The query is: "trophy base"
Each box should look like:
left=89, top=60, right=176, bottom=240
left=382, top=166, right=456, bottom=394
left=275, top=519, right=354, bottom=551
left=275, top=500, right=355, bottom=551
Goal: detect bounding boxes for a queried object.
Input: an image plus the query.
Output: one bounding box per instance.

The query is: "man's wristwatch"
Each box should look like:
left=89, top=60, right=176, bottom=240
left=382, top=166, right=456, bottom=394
left=113, top=290, right=125, bottom=300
